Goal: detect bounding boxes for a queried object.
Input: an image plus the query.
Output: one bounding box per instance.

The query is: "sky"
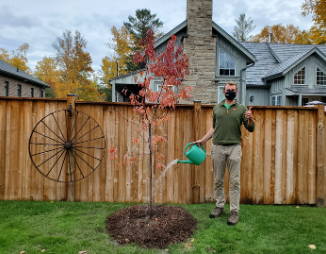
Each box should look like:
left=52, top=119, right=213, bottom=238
left=0, top=0, right=313, bottom=77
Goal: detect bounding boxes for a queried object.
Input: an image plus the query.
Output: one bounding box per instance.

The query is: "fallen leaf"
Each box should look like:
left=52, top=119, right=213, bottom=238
left=41, top=249, right=46, bottom=252
left=50, top=201, right=53, bottom=203
left=165, top=249, right=169, bottom=252
left=20, top=252, right=25, bottom=254
left=296, top=206, right=300, bottom=208
left=206, top=247, right=217, bottom=253
left=190, top=238, right=195, bottom=242
left=79, top=251, right=87, bottom=254
left=185, top=242, right=192, bottom=248
left=125, top=238, right=129, bottom=243
left=309, top=244, right=316, bottom=249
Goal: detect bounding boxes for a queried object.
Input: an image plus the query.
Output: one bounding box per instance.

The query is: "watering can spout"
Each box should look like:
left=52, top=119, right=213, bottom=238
left=177, top=143, right=206, bottom=166
left=177, top=159, right=195, bottom=164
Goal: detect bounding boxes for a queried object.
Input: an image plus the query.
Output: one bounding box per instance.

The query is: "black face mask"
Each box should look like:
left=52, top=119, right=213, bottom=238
left=225, top=91, right=236, bottom=100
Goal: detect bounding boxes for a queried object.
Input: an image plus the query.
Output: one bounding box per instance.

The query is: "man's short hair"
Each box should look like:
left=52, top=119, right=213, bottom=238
left=224, top=82, right=238, bottom=91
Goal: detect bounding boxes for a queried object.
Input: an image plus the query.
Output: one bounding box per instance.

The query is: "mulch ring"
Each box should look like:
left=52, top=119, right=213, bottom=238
left=105, top=204, right=198, bottom=249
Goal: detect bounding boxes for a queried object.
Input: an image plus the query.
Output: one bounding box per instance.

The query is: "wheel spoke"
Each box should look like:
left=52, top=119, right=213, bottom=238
left=72, top=147, right=102, bottom=161
left=70, top=149, right=85, bottom=178
left=73, top=136, right=105, bottom=145
left=51, top=113, right=66, bottom=142
left=70, top=149, right=96, bottom=171
left=72, top=125, right=99, bottom=144
left=33, top=130, right=64, bottom=144
left=68, top=150, right=72, bottom=182
left=36, top=148, right=65, bottom=167
left=57, top=151, right=68, bottom=181
left=30, top=143, right=63, bottom=146
left=31, top=147, right=63, bottom=157
left=70, top=116, right=90, bottom=143
left=41, top=120, right=66, bottom=143
left=73, top=146, right=105, bottom=150
left=46, top=149, right=66, bottom=177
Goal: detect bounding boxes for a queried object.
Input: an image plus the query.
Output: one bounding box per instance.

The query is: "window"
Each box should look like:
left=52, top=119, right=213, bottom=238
left=218, top=86, right=224, bottom=103
left=31, top=88, right=34, bottom=97
left=219, top=49, right=235, bottom=76
left=294, top=67, right=305, bottom=85
left=5, top=81, right=9, bottom=96
left=316, top=67, right=326, bottom=85
left=157, top=84, right=175, bottom=92
left=40, top=90, right=44, bottom=97
left=271, top=95, right=282, bottom=106
left=17, top=85, right=21, bottom=97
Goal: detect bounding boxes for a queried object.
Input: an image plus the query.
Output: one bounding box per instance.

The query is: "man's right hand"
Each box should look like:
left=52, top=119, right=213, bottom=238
left=193, top=140, right=204, bottom=146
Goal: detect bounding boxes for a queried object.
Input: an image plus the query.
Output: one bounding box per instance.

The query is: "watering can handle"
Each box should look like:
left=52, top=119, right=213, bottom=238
left=185, top=143, right=206, bottom=154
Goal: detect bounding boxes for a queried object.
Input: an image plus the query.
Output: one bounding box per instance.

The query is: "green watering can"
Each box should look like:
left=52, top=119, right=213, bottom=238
left=177, top=143, right=206, bottom=165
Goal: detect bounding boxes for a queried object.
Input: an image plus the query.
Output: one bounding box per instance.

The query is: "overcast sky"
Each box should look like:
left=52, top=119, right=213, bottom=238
left=0, top=0, right=313, bottom=76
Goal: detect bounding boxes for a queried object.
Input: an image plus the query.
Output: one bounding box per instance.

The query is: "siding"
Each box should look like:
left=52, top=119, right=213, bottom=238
left=0, top=74, right=46, bottom=98
left=246, top=87, right=270, bottom=106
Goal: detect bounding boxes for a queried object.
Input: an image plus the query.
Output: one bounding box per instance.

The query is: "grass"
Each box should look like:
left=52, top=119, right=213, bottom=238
left=0, top=201, right=325, bottom=254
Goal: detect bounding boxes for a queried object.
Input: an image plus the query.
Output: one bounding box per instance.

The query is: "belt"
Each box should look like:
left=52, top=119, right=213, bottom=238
left=214, top=143, right=237, bottom=146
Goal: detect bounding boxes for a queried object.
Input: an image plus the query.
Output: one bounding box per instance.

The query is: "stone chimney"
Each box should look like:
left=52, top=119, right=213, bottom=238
left=182, top=0, right=217, bottom=104
left=187, top=0, right=213, bottom=37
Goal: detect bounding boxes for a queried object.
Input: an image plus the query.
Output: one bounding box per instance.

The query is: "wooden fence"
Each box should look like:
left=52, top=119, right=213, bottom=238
left=0, top=95, right=325, bottom=206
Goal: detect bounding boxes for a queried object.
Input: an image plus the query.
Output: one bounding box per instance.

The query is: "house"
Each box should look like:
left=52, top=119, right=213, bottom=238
left=110, top=0, right=326, bottom=106
left=0, top=59, right=49, bottom=98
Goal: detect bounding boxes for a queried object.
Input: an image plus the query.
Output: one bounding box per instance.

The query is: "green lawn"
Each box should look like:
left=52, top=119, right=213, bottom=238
left=0, top=201, right=325, bottom=254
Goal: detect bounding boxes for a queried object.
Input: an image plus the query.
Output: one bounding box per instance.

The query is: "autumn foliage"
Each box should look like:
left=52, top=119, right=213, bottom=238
left=108, top=29, right=191, bottom=209
left=0, top=43, right=32, bottom=74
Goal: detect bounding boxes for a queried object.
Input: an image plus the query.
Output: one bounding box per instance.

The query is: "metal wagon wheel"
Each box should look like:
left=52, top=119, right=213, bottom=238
left=28, top=109, right=106, bottom=183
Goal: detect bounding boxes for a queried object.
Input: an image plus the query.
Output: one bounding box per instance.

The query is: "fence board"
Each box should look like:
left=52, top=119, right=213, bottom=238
left=274, top=110, right=283, bottom=204
left=0, top=100, right=6, bottom=200
left=263, top=109, right=272, bottom=204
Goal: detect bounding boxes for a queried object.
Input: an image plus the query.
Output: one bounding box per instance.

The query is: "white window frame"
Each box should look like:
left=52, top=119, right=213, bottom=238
left=293, top=66, right=306, bottom=86
left=219, top=49, right=236, bottom=76
left=217, top=86, right=224, bottom=104
left=156, top=84, right=175, bottom=92
left=316, top=66, right=326, bottom=86
left=270, top=95, right=282, bottom=106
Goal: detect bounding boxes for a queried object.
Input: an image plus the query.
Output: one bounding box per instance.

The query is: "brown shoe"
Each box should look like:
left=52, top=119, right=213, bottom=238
left=209, top=207, right=224, bottom=218
left=227, top=210, right=239, bottom=225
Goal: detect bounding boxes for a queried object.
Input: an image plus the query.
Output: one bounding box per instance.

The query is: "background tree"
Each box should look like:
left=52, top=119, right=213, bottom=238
left=101, top=26, right=135, bottom=83
left=251, top=24, right=301, bottom=44
left=34, top=56, right=60, bottom=98
left=232, top=13, right=256, bottom=42
left=301, top=0, right=326, bottom=44
left=109, top=30, right=192, bottom=215
left=124, top=9, right=164, bottom=71
left=52, top=30, right=103, bottom=100
left=0, top=43, right=31, bottom=74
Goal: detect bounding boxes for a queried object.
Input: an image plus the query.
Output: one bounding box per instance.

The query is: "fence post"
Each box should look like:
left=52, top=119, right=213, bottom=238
left=192, top=101, right=201, bottom=204
left=66, top=94, right=77, bottom=201
left=315, top=104, right=325, bottom=207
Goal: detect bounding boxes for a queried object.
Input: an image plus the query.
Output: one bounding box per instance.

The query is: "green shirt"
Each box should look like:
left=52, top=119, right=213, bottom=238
left=212, top=100, right=255, bottom=144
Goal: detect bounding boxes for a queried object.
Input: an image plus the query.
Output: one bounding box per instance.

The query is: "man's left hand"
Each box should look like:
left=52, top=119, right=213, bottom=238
left=245, top=107, right=254, bottom=121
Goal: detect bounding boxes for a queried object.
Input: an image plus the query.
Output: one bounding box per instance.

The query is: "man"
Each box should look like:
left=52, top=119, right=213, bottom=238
left=194, top=82, right=255, bottom=225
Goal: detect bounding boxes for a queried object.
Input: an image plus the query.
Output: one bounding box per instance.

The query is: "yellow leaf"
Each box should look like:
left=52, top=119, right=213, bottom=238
left=309, top=244, right=316, bottom=249
left=20, top=252, right=25, bottom=254
left=190, top=238, right=195, bottom=242
left=185, top=242, right=192, bottom=248
left=296, top=206, right=300, bottom=208
left=41, top=249, right=46, bottom=252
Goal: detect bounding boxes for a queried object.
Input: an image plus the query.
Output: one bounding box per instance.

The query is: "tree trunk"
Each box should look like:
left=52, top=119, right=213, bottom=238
left=148, top=122, right=153, bottom=218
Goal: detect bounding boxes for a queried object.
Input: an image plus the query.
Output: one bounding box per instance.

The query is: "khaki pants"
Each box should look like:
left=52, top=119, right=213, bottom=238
left=211, top=144, right=242, bottom=212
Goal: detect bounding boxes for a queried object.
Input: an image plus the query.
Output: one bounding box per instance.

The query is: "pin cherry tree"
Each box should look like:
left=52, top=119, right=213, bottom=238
left=108, top=29, right=192, bottom=213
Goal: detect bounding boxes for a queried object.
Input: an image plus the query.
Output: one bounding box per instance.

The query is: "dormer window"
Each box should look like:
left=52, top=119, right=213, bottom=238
left=316, top=67, right=326, bottom=85
left=294, top=67, right=305, bottom=85
left=219, top=49, right=235, bottom=76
